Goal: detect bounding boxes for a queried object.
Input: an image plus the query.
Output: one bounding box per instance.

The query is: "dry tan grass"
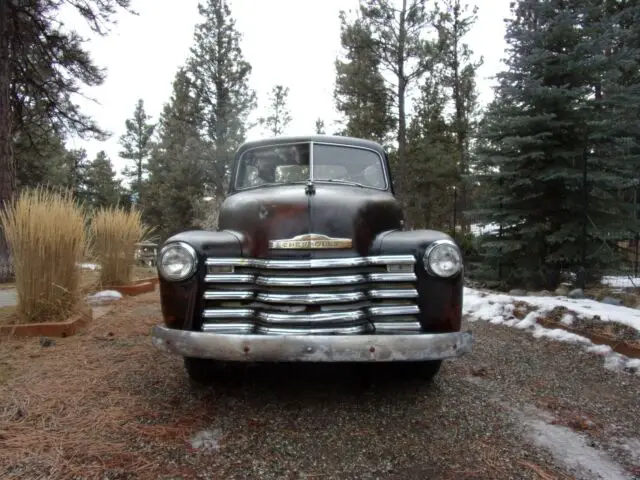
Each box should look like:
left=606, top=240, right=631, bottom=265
left=0, top=291, right=204, bottom=479
left=90, top=207, right=153, bottom=287
left=0, top=187, right=87, bottom=323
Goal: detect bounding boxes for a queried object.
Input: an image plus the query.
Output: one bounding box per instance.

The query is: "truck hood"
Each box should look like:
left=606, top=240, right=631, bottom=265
left=218, top=184, right=404, bottom=258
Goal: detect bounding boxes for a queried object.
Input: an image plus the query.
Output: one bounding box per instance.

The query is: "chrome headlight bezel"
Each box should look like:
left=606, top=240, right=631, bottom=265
left=423, top=239, right=463, bottom=278
left=157, top=241, right=198, bottom=281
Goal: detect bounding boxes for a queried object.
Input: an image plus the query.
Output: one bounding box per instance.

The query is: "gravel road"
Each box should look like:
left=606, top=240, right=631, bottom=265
left=2, top=294, right=639, bottom=480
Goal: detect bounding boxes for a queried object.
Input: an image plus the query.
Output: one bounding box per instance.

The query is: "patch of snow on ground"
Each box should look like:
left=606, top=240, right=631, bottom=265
left=464, top=288, right=640, bottom=333
left=601, top=275, right=640, bottom=289
left=513, top=405, right=632, bottom=480
left=85, top=290, right=123, bottom=305
left=77, top=262, right=101, bottom=270
left=469, top=223, right=501, bottom=236
left=189, top=428, right=223, bottom=453
left=464, top=288, right=640, bottom=375
left=90, top=290, right=123, bottom=299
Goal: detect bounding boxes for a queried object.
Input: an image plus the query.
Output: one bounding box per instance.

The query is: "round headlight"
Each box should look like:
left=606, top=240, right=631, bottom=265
left=158, top=242, right=197, bottom=281
left=423, top=240, right=463, bottom=278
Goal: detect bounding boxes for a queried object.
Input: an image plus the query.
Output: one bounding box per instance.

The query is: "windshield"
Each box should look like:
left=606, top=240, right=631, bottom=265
left=313, top=144, right=386, bottom=189
left=234, top=142, right=387, bottom=190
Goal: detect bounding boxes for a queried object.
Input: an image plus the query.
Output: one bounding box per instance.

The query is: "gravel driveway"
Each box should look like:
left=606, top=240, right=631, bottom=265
left=166, top=317, right=640, bottom=480
left=1, top=294, right=639, bottom=480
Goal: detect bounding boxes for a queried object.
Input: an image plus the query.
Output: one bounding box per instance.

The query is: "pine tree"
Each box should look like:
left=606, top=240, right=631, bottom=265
left=143, top=69, right=209, bottom=241
left=435, top=0, right=482, bottom=232
left=333, top=10, right=395, bottom=145
left=471, top=0, right=638, bottom=290
left=118, top=99, right=155, bottom=201
left=405, top=77, right=457, bottom=230
left=14, top=120, right=69, bottom=190
left=63, top=148, right=90, bottom=202
left=188, top=0, right=257, bottom=199
left=357, top=0, right=440, bottom=193
left=0, top=0, right=132, bottom=281
left=314, top=118, right=326, bottom=135
left=84, top=151, right=122, bottom=211
left=259, top=85, right=292, bottom=136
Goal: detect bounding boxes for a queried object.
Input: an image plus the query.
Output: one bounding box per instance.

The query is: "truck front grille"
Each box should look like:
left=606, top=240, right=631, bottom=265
left=201, top=255, right=421, bottom=335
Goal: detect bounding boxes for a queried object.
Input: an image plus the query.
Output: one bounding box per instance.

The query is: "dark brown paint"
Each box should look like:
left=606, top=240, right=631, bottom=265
left=158, top=135, right=463, bottom=334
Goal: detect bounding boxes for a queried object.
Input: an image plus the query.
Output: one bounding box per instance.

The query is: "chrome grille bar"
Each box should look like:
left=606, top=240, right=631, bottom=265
left=205, top=255, right=416, bottom=269
left=257, top=310, right=366, bottom=324
left=256, top=274, right=366, bottom=287
left=257, top=292, right=365, bottom=304
left=204, top=291, right=254, bottom=301
left=201, top=255, right=421, bottom=335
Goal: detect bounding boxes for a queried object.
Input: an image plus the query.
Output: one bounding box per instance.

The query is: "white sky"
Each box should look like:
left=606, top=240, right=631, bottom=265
left=62, top=0, right=512, bottom=178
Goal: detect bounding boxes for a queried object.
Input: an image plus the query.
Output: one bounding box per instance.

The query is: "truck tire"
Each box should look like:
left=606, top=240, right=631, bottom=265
left=404, top=360, right=442, bottom=382
left=183, top=357, right=218, bottom=386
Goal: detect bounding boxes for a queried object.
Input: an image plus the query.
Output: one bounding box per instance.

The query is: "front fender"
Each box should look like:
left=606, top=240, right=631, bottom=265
left=158, top=230, right=244, bottom=330
left=373, top=229, right=463, bottom=333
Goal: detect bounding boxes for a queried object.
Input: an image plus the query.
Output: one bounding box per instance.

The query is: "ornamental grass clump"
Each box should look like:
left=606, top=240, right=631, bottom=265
left=91, top=206, right=151, bottom=286
left=0, top=187, right=88, bottom=323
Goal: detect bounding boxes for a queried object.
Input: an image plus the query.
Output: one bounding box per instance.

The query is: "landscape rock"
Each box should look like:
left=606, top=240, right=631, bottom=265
left=568, top=288, right=585, bottom=299
left=39, top=336, right=55, bottom=347
left=601, top=296, right=624, bottom=306
left=555, top=285, right=569, bottom=296
left=509, top=289, right=527, bottom=296
left=85, top=290, right=123, bottom=306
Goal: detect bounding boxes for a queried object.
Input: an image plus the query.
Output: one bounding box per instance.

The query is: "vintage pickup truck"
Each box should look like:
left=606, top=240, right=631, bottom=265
left=151, top=135, right=473, bottom=384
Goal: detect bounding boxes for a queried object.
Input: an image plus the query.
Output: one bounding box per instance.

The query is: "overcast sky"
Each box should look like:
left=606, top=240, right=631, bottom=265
left=62, top=0, right=512, bottom=177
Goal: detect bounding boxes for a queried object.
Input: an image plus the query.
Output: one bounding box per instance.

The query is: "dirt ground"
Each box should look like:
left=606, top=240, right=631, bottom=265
left=0, top=290, right=639, bottom=480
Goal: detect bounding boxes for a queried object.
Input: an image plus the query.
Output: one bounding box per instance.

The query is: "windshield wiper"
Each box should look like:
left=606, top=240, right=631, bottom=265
left=318, top=178, right=367, bottom=188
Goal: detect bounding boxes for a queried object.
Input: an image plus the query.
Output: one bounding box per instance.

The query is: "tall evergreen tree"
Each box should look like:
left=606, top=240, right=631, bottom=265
left=0, top=0, right=132, bottom=281
left=259, top=85, right=292, bottom=136
left=405, top=77, right=457, bottom=230
left=144, top=69, right=209, bottom=241
left=471, top=0, right=639, bottom=290
left=14, top=119, right=69, bottom=190
left=118, top=99, right=155, bottom=200
left=357, top=0, right=440, bottom=193
left=188, top=0, right=257, bottom=199
left=63, top=148, right=90, bottom=202
left=84, top=151, right=122, bottom=211
left=314, top=118, right=326, bottom=134
left=436, top=0, right=482, bottom=232
left=333, top=10, right=395, bottom=145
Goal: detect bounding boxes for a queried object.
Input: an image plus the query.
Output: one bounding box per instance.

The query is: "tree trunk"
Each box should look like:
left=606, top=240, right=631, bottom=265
left=396, top=0, right=408, bottom=218
left=0, top=0, right=15, bottom=282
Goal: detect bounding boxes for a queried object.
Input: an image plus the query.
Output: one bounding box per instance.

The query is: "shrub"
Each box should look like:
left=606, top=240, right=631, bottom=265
left=0, top=187, right=87, bottom=322
left=91, top=206, right=152, bottom=286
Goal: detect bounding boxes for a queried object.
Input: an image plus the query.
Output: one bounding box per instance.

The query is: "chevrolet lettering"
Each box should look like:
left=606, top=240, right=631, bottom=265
left=269, top=234, right=352, bottom=250
left=151, top=135, right=473, bottom=385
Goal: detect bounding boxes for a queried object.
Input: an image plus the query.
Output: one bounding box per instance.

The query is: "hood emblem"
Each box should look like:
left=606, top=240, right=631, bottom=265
left=269, top=233, right=352, bottom=250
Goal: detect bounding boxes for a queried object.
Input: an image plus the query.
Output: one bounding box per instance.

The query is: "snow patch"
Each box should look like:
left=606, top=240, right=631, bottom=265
left=464, top=287, right=640, bottom=375
left=85, top=290, right=123, bottom=306
left=77, top=262, right=101, bottom=270
left=514, top=405, right=632, bottom=480
left=601, top=275, right=640, bottom=289
left=189, top=428, right=223, bottom=453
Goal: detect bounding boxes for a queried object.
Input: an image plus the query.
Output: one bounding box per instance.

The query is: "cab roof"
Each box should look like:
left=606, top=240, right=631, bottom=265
left=236, top=135, right=386, bottom=155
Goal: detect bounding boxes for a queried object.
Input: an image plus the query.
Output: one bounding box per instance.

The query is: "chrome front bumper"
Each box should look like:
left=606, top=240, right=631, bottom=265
left=151, top=325, right=473, bottom=362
